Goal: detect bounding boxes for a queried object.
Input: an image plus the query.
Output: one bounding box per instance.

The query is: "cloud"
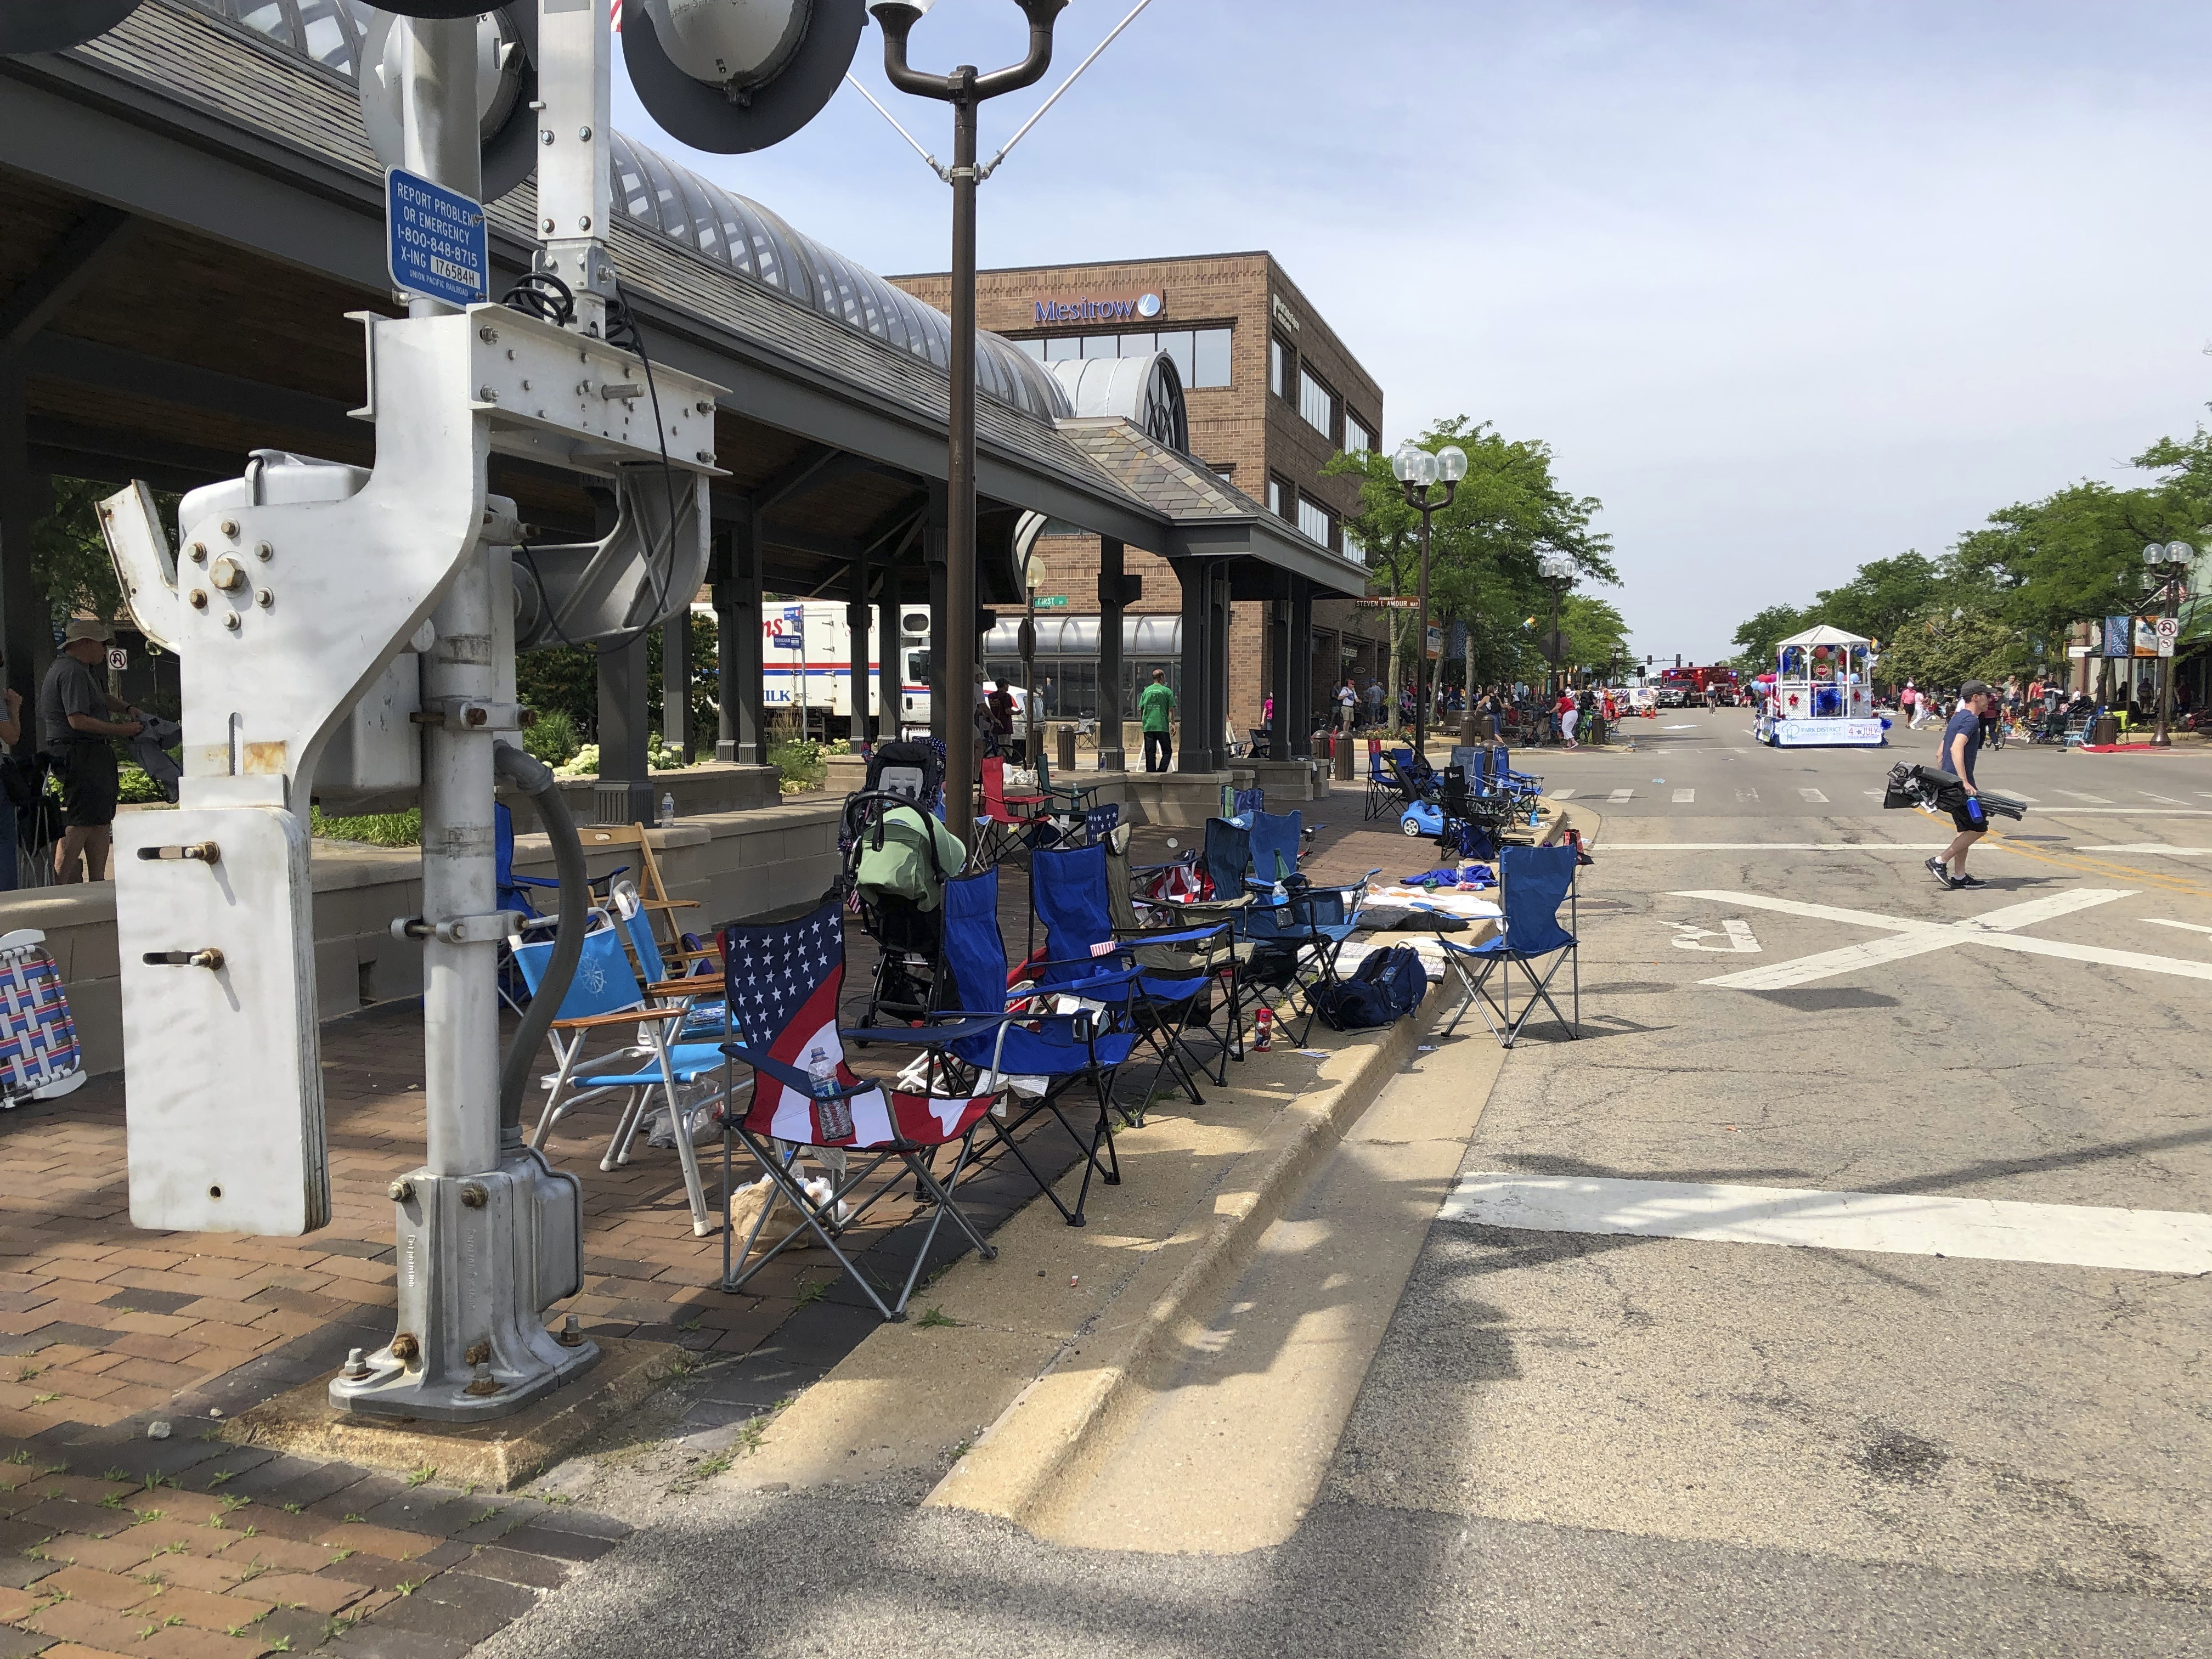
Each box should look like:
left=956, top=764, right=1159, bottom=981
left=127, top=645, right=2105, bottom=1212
left=618, top=1, right=2212, bottom=662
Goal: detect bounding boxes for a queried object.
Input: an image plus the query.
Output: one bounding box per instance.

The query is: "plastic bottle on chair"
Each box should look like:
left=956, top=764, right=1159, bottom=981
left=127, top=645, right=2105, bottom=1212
left=805, top=1043, right=853, bottom=1142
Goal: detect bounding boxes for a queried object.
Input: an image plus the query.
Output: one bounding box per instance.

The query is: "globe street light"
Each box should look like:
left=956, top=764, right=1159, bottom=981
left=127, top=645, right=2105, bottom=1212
left=871, top=0, right=1065, bottom=848
left=1391, top=441, right=1466, bottom=758
left=2142, top=541, right=2193, bottom=746
left=1536, top=552, right=1577, bottom=714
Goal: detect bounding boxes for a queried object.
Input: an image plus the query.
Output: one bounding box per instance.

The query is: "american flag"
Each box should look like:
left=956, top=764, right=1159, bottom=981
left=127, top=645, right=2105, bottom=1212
left=721, top=899, right=880, bottom=1147
left=719, top=899, right=996, bottom=1152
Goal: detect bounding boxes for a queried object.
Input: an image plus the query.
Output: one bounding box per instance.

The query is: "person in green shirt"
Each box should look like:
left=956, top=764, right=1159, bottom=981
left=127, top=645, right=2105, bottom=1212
left=1138, top=668, right=1176, bottom=772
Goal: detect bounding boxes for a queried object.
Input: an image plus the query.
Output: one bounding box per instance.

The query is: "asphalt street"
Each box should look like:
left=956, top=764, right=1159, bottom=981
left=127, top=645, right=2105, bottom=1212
left=478, top=710, right=2212, bottom=1658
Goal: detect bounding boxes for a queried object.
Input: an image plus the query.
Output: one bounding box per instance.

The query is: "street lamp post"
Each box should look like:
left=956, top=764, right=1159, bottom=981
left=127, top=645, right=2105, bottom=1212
left=1390, top=441, right=1466, bottom=759
left=2142, top=540, right=2193, bottom=747
left=1537, top=552, right=1577, bottom=713
left=871, top=0, right=1065, bottom=848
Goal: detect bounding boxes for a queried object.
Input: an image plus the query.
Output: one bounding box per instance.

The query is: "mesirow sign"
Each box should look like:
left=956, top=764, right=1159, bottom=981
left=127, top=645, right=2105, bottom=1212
left=1035, top=291, right=1163, bottom=325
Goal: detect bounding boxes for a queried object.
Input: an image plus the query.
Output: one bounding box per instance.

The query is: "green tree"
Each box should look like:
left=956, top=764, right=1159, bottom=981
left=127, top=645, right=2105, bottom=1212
left=1731, top=603, right=1809, bottom=673
left=1560, top=594, right=1631, bottom=675
left=1874, top=607, right=2034, bottom=689
left=1327, top=416, right=1615, bottom=693
left=511, top=610, right=720, bottom=751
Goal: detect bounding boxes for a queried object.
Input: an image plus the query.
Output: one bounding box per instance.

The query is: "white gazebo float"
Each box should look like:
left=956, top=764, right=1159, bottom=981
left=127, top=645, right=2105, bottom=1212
left=1754, top=624, right=1887, bottom=747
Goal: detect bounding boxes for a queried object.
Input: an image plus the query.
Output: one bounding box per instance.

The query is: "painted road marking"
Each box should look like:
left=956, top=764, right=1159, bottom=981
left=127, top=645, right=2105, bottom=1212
left=2143, top=918, right=2212, bottom=937
left=1673, top=887, right=2212, bottom=988
left=2138, top=792, right=2186, bottom=805
left=2079, top=844, right=2209, bottom=857
left=2032, top=808, right=2212, bottom=816
left=1669, top=919, right=1759, bottom=953
left=1672, top=788, right=1695, bottom=803
left=1863, top=790, right=1885, bottom=799
left=1606, top=843, right=1955, bottom=851
left=2054, top=789, right=2115, bottom=804
left=1799, top=788, right=1829, bottom=803
left=1550, top=789, right=1576, bottom=800
left=1736, top=788, right=1759, bottom=803
left=1440, top=1174, right=2212, bottom=1276
left=1607, top=789, right=1635, bottom=803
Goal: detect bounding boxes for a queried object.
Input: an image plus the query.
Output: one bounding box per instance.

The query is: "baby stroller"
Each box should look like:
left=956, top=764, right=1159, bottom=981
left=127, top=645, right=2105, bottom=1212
left=840, top=741, right=962, bottom=1027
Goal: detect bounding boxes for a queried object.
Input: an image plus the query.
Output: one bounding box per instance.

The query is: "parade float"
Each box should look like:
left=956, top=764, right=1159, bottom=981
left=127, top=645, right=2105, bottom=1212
left=1754, top=624, right=1887, bottom=747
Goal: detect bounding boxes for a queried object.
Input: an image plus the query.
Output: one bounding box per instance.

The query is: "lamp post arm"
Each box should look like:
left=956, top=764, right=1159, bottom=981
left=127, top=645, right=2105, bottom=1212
left=975, top=0, right=1069, bottom=99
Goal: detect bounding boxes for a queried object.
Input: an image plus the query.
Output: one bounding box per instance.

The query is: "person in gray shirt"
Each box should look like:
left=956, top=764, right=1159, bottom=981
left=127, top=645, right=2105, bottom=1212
left=38, top=619, right=142, bottom=883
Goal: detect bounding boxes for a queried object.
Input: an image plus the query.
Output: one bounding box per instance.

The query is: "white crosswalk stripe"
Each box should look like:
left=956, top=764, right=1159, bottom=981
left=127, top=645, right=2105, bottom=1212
left=2054, top=789, right=2113, bottom=804
left=1736, top=788, right=1759, bottom=803
left=1863, top=790, right=1884, bottom=800
left=1607, top=789, right=1635, bottom=803
left=1550, top=789, right=1576, bottom=800
left=2139, top=792, right=2185, bottom=804
left=1672, top=788, right=1694, bottom=803
left=1798, top=788, right=1829, bottom=803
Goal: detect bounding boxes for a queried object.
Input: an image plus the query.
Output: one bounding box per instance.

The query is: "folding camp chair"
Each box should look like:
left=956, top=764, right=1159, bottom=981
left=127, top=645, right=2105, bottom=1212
left=715, top=896, right=1002, bottom=1322
left=1035, top=750, right=1101, bottom=814
left=1244, top=868, right=1381, bottom=1046
left=512, top=916, right=720, bottom=1235
left=0, top=929, right=85, bottom=1108
left=574, top=822, right=715, bottom=974
left=1434, top=843, right=1580, bottom=1047
left=1102, top=823, right=1249, bottom=1077
left=1031, top=842, right=1228, bottom=1105
left=610, top=888, right=730, bottom=1045
left=929, top=866, right=1141, bottom=1228
left=1079, top=803, right=1121, bottom=847
left=1363, top=738, right=1392, bottom=821
left=1248, top=809, right=1305, bottom=888
left=976, top=756, right=1053, bottom=866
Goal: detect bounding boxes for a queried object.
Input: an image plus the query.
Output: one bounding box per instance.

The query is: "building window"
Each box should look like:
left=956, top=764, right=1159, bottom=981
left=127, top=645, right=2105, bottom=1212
left=1013, top=326, right=1232, bottom=387
left=1269, top=336, right=1293, bottom=399
left=1267, top=476, right=1290, bottom=519
left=1345, top=412, right=1373, bottom=455
left=1299, top=366, right=1336, bottom=439
left=1342, top=527, right=1367, bottom=565
left=1297, top=495, right=1333, bottom=548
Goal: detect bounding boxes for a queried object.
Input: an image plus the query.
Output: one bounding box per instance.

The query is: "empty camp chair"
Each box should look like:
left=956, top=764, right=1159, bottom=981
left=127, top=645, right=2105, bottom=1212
left=1031, top=841, right=1231, bottom=1104
left=716, top=896, right=1001, bottom=1322
left=1102, top=823, right=1249, bottom=1077
left=512, top=916, right=720, bottom=1235
left=1433, top=843, right=1580, bottom=1048
left=976, top=755, right=1052, bottom=866
left=1243, top=868, right=1380, bottom=1047
left=573, top=822, right=716, bottom=974
left=1079, top=802, right=1121, bottom=847
left=0, top=929, right=84, bottom=1107
left=1247, top=809, right=1304, bottom=889
left=932, top=865, right=1141, bottom=1228
left=1363, top=739, right=1393, bottom=821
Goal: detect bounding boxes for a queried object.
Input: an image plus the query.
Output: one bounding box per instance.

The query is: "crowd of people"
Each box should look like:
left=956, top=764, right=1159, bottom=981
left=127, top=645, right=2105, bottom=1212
left=1892, top=673, right=2196, bottom=743
left=1325, top=676, right=1625, bottom=749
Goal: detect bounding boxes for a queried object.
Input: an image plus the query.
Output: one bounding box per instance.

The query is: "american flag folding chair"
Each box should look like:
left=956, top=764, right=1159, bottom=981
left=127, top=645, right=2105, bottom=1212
left=0, top=930, right=84, bottom=1109
left=716, top=897, right=1001, bottom=1321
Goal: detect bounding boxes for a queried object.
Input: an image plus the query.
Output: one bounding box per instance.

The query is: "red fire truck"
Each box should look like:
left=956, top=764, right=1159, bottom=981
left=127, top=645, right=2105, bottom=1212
left=1656, top=665, right=1743, bottom=707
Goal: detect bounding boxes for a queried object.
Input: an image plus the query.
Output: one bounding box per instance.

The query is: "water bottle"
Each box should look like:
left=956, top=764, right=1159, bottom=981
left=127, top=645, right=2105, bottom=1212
left=805, top=1043, right=853, bottom=1141
left=658, top=792, right=676, bottom=828
left=1272, top=878, right=1288, bottom=905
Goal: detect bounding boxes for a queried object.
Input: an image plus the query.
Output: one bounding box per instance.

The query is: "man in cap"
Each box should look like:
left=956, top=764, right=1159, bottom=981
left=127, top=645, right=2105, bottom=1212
left=38, top=619, right=143, bottom=883
left=1926, top=680, right=1996, bottom=890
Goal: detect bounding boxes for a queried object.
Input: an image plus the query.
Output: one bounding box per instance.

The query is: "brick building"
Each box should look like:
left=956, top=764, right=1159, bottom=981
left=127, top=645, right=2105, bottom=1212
left=887, top=252, right=1388, bottom=741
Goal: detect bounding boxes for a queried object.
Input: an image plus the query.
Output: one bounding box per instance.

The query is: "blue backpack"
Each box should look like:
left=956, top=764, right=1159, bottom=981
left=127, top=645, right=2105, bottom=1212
left=1314, top=945, right=1427, bottom=1032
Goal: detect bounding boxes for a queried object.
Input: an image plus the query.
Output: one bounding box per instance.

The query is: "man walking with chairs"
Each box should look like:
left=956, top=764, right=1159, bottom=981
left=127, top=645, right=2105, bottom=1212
left=1140, top=667, right=1175, bottom=773
left=1927, top=680, right=1998, bottom=891
left=38, top=619, right=142, bottom=884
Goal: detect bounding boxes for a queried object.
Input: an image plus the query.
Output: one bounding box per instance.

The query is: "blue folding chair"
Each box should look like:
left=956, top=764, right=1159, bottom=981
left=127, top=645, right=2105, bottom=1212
left=1031, top=843, right=1234, bottom=1104
left=1363, top=741, right=1395, bottom=821
left=1202, top=815, right=1252, bottom=903
left=1248, top=809, right=1304, bottom=889
left=1080, top=802, right=1121, bottom=846
left=1434, top=843, right=1579, bottom=1047
left=612, top=888, right=729, bottom=1044
left=1243, top=867, right=1381, bottom=1046
left=511, top=917, right=721, bottom=1234
left=927, top=866, right=1141, bottom=1227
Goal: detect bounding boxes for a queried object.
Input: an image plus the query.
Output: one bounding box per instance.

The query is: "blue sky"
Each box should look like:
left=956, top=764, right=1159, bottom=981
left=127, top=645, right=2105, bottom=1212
left=615, top=2, right=2212, bottom=664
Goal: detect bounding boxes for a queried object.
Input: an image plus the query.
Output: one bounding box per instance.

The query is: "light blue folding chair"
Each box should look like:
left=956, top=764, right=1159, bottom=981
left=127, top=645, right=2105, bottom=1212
left=511, top=917, right=724, bottom=1235
left=1434, top=843, right=1579, bottom=1047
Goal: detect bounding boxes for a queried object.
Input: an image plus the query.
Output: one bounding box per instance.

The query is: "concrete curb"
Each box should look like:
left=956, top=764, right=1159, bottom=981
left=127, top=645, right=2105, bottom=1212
left=922, top=988, right=1444, bottom=1528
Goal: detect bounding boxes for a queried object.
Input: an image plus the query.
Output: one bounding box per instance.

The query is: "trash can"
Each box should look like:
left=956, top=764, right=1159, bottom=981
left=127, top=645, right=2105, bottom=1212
left=1331, top=733, right=1353, bottom=781
left=1057, top=724, right=1076, bottom=773
left=2092, top=715, right=2119, bottom=746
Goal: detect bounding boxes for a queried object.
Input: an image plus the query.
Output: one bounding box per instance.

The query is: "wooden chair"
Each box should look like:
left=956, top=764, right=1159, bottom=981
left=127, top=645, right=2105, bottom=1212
left=574, top=822, right=717, bottom=974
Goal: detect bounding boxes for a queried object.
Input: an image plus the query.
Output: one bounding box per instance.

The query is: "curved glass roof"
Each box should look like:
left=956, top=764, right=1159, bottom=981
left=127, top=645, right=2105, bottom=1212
left=174, top=0, right=1074, bottom=422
